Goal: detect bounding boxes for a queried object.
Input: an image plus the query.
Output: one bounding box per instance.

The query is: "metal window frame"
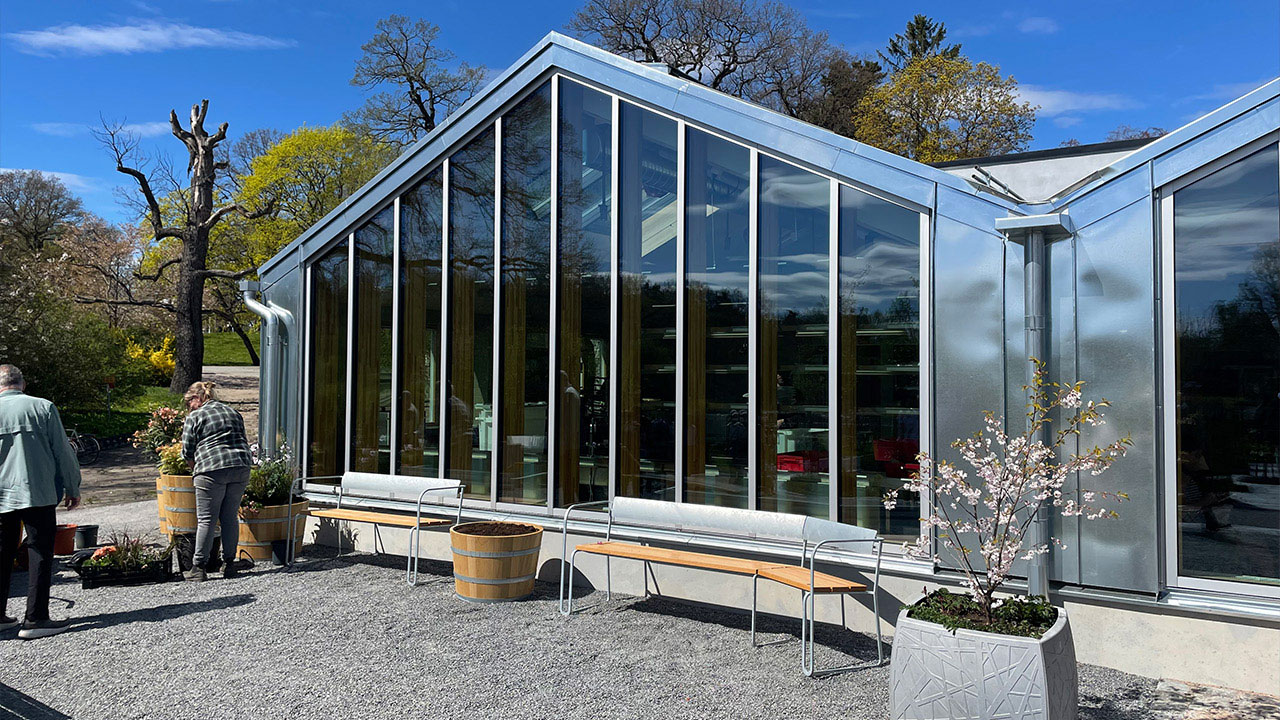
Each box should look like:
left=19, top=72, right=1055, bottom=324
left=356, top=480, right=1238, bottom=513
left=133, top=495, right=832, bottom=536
left=748, top=147, right=760, bottom=512
left=675, top=118, right=687, bottom=503
left=1159, top=132, right=1280, bottom=601
left=344, top=232, right=356, bottom=474
left=491, top=116, right=503, bottom=509
left=608, top=92, right=621, bottom=503
left=547, top=75, right=560, bottom=510
left=390, top=196, right=401, bottom=474
left=828, top=177, right=840, bottom=522
left=439, top=159, right=451, bottom=480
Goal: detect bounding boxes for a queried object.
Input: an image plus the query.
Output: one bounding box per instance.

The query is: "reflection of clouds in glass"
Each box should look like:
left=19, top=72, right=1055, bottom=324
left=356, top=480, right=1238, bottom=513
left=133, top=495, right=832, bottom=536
left=842, top=239, right=918, bottom=312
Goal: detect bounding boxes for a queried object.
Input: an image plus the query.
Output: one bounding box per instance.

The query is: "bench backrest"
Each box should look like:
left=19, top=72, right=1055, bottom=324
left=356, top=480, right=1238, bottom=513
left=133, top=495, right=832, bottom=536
left=609, top=496, right=876, bottom=546
left=339, top=472, right=462, bottom=505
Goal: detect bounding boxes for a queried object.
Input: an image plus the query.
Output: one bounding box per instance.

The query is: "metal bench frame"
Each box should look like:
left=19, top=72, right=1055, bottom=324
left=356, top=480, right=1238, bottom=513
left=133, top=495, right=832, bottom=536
left=558, top=499, right=884, bottom=676
left=288, top=474, right=464, bottom=585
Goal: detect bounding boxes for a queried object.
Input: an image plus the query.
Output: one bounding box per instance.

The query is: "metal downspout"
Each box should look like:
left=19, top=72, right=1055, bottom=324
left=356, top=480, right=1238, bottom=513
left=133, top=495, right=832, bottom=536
left=241, top=280, right=278, bottom=457
left=1024, top=229, right=1049, bottom=597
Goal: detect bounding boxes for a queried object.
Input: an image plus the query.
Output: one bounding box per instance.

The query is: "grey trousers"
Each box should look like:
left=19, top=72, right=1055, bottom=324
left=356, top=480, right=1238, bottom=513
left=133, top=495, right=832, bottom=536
left=192, top=466, right=250, bottom=567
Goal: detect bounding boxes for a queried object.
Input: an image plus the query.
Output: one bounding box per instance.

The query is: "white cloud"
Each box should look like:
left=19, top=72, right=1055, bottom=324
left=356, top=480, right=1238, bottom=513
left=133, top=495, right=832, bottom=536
left=1181, top=77, right=1277, bottom=105
left=1053, top=116, right=1083, bottom=128
left=1018, top=85, right=1140, bottom=116
left=0, top=168, right=101, bottom=194
left=1018, top=17, right=1060, bottom=34
left=31, top=120, right=172, bottom=137
left=7, top=21, right=294, bottom=56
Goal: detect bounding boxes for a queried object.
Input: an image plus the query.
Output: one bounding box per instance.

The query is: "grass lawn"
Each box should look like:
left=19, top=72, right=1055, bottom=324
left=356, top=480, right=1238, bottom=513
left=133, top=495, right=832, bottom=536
left=204, top=330, right=260, bottom=366
left=63, top=386, right=182, bottom=440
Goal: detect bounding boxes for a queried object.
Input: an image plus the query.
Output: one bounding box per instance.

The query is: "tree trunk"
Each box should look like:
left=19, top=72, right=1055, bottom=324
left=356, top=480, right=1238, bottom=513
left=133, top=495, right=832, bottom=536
left=227, top=314, right=261, bottom=366
left=170, top=230, right=208, bottom=392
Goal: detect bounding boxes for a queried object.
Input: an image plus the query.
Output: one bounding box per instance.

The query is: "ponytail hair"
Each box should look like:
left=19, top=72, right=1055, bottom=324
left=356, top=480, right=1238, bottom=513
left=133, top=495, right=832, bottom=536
left=184, top=380, right=218, bottom=405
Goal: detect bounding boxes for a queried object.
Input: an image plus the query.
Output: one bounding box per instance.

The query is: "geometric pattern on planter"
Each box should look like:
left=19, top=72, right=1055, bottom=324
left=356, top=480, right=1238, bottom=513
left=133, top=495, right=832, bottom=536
left=890, top=608, right=1077, bottom=720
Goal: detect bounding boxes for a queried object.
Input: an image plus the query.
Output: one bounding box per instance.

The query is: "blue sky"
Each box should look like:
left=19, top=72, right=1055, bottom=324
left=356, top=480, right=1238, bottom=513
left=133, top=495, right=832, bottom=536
left=1, top=0, right=1276, bottom=222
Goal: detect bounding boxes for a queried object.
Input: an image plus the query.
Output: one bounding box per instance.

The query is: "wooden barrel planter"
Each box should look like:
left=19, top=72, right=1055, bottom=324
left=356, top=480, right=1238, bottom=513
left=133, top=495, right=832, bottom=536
left=154, top=477, right=170, bottom=535
left=450, top=521, right=543, bottom=602
left=160, top=474, right=197, bottom=535
left=237, top=500, right=309, bottom=561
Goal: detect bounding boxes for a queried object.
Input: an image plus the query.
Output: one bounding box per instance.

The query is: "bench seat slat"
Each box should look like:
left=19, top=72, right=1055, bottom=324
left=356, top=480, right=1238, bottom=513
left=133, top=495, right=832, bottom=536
left=757, top=565, right=867, bottom=593
left=575, top=541, right=784, bottom=575
left=308, top=508, right=452, bottom=528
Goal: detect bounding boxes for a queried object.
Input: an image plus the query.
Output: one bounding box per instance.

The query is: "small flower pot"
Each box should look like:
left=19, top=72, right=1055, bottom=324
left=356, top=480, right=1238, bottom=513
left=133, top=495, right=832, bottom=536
left=74, top=524, right=99, bottom=550
left=889, top=605, right=1077, bottom=720
left=53, top=524, right=78, bottom=555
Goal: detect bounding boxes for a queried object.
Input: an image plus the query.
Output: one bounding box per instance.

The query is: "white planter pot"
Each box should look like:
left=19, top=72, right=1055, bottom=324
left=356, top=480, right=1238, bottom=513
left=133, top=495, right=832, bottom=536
left=889, top=604, right=1077, bottom=720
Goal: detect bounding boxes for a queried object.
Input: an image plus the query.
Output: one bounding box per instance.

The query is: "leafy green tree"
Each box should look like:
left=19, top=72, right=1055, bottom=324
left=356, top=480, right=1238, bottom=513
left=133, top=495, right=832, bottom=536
left=855, top=55, right=1036, bottom=163
left=344, top=15, right=485, bottom=147
left=878, top=14, right=961, bottom=73
left=234, top=124, right=397, bottom=260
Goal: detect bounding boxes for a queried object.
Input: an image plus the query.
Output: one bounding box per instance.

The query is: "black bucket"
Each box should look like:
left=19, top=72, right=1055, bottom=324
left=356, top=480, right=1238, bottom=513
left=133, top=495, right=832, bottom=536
left=74, top=524, right=99, bottom=550
left=173, top=533, right=223, bottom=572
left=270, top=540, right=289, bottom=566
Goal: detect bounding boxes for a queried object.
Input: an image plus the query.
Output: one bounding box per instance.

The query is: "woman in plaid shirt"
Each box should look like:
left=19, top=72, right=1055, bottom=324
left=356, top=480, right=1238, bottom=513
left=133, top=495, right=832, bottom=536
left=180, top=381, right=252, bottom=581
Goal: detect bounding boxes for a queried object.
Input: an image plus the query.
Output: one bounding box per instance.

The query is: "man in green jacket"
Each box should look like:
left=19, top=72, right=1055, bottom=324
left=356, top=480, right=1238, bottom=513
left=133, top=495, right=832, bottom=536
left=0, top=364, right=81, bottom=639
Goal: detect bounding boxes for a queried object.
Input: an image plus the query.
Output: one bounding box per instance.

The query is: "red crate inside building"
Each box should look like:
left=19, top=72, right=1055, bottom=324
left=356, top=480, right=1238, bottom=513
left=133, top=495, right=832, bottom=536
left=776, top=451, right=829, bottom=473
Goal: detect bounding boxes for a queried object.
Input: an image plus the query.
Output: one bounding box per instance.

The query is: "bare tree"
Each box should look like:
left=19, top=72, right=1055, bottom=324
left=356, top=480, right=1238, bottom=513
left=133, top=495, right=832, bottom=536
left=90, top=101, right=271, bottom=392
left=1105, top=124, right=1166, bottom=142
left=569, top=0, right=839, bottom=120
left=0, top=169, right=85, bottom=255
left=343, top=15, right=486, bottom=147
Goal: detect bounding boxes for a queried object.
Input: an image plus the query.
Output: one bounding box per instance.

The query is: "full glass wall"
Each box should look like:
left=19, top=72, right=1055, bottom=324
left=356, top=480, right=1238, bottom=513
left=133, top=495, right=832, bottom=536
left=351, top=207, right=394, bottom=474
left=556, top=80, right=613, bottom=505
left=838, top=185, right=921, bottom=538
left=758, top=157, right=830, bottom=518
left=306, top=240, right=349, bottom=479
left=397, top=170, right=444, bottom=476
left=447, top=128, right=497, bottom=499
left=1173, top=142, right=1280, bottom=589
left=685, top=128, right=751, bottom=508
left=499, top=84, right=553, bottom=505
left=303, top=75, right=928, bottom=527
left=618, top=102, right=678, bottom=501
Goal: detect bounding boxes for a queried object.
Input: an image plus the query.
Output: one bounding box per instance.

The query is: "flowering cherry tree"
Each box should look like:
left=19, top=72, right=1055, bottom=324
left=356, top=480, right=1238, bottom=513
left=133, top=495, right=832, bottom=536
left=885, top=360, right=1131, bottom=621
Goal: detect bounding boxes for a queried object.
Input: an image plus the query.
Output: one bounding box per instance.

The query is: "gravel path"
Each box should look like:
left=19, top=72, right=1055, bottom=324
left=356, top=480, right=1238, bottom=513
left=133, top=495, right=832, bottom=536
left=2, top=501, right=1272, bottom=720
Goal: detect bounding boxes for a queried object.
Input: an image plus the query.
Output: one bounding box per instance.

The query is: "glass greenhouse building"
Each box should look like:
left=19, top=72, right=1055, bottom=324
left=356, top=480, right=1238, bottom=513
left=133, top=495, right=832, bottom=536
left=250, top=34, right=1280, bottom=693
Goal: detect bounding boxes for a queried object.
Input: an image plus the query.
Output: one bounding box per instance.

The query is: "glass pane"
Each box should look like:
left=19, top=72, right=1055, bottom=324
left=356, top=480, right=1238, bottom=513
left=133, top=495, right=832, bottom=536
left=838, top=185, right=921, bottom=539
left=618, top=102, right=678, bottom=501
left=1174, top=143, right=1280, bottom=588
left=758, top=157, right=830, bottom=517
left=398, top=170, right=444, bottom=476
left=447, top=127, right=496, bottom=499
left=556, top=80, right=612, bottom=506
left=685, top=128, right=750, bottom=508
left=499, top=83, right=552, bottom=506
left=306, top=241, right=348, bottom=479
left=351, top=207, right=394, bottom=474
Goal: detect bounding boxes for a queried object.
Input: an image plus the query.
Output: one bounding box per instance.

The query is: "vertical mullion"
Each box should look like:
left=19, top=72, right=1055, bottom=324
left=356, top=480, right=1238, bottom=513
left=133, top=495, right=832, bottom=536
left=547, top=76, right=560, bottom=510
left=302, top=265, right=313, bottom=478
left=344, top=233, right=355, bottom=475
left=922, top=207, right=936, bottom=556
left=674, top=120, right=687, bottom=503
left=1159, top=192, right=1179, bottom=587
left=390, top=197, right=401, bottom=476
left=439, top=161, right=451, bottom=481
left=491, top=119, right=502, bottom=509
left=747, top=148, right=759, bottom=511
left=608, top=93, right=620, bottom=502
left=828, top=179, right=839, bottom=522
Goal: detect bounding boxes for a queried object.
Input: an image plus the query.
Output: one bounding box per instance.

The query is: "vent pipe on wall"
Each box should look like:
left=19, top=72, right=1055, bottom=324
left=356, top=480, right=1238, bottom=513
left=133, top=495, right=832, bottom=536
left=994, top=212, right=1075, bottom=598
left=241, top=280, right=279, bottom=457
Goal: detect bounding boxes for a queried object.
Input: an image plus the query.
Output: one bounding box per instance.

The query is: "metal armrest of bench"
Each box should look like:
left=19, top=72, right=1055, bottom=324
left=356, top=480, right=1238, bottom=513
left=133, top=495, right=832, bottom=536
left=559, top=501, right=612, bottom=615
left=799, top=537, right=885, bottom=675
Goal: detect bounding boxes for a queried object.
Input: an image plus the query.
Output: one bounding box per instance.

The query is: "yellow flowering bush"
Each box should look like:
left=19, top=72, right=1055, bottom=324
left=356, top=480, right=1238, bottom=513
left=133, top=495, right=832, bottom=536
left=126, top=336, right=176, bottom=386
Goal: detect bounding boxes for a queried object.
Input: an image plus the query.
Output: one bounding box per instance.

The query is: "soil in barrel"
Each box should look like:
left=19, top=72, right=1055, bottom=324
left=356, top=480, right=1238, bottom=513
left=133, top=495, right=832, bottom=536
left=454, top=522, right=540, bottom=537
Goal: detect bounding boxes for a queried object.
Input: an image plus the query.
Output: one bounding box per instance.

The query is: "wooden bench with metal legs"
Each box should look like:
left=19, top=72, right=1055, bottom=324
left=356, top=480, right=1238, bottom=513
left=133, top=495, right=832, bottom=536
left=288, top=472, right=464, bottom=586
left=557, top=497, right=884, bottom=676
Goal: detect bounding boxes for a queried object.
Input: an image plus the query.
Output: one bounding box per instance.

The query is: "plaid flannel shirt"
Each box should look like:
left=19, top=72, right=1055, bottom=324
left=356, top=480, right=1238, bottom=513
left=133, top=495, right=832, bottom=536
left=181, top=400, right=252, bottom=475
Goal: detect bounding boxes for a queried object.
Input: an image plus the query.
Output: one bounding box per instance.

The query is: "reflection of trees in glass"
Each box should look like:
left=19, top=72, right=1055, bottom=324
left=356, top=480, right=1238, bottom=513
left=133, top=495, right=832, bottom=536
left=306, top=242, right=348, bottom=479
left=398, top=170, right=443, bottom=476
left=352, top=207, right=394, bottom=473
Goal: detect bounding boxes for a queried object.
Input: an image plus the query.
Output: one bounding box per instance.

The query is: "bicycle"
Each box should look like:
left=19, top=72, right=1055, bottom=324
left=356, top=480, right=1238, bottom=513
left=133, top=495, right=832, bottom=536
left=67, top=429, right=101, bottom=467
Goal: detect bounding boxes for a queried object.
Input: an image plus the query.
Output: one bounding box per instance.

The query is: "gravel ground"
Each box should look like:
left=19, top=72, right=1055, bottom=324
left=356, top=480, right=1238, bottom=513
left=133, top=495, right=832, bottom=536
left=1, top=501, right=1270, bottom=720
